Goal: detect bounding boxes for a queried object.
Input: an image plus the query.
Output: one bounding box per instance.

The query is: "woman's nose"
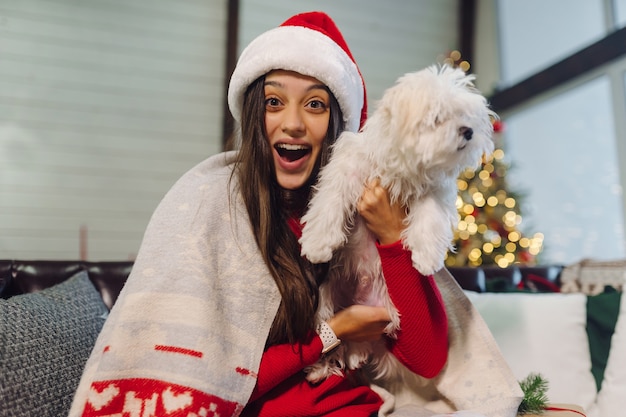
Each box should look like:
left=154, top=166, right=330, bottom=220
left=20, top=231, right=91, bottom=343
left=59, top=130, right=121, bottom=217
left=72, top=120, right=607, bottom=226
left=282, top=106, right=305, bottom=135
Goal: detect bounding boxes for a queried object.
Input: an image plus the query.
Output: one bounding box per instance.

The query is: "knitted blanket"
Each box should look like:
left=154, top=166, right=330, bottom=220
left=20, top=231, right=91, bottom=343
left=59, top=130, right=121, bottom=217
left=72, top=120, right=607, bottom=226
left=70, top=151, right=523, bottom=417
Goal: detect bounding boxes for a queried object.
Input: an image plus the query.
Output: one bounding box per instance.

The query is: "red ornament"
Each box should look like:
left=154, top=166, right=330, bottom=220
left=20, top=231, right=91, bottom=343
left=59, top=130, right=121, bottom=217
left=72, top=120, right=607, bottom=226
left=518, top=250, right=534, bottom=264
left=492, top=120, right=504, bottom=133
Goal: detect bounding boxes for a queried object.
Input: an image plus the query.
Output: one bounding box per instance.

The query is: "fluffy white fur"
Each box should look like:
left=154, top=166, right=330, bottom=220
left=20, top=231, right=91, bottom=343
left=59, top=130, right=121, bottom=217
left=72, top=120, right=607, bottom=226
left=299, top=65, right=496, bottom=382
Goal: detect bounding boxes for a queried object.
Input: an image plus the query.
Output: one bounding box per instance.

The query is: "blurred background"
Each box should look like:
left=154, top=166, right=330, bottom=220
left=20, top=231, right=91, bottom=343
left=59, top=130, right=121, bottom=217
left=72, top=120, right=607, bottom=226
left=1, top=0, right=625, bottom=266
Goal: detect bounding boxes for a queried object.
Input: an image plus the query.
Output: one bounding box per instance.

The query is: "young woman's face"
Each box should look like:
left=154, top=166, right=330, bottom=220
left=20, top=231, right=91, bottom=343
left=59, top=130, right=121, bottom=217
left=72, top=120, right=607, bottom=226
left=264, top=70, right=331, bottom=190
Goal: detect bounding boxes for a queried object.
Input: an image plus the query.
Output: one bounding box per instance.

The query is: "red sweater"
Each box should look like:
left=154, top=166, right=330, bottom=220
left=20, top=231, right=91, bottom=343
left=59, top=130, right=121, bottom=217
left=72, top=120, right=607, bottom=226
left=242, top=223, right=448, bottom=416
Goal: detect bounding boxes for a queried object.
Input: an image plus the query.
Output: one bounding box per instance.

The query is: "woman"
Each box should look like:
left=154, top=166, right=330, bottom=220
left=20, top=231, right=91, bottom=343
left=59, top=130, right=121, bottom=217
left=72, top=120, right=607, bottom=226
left=70, top=11, right=522, bottom=417
left=227, top=12, right=449, bottom=415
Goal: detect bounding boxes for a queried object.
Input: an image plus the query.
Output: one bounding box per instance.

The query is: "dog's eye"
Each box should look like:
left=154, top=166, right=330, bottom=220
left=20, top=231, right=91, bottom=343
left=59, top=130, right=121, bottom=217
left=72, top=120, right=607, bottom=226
left=460, top=127, right=473, bottom=140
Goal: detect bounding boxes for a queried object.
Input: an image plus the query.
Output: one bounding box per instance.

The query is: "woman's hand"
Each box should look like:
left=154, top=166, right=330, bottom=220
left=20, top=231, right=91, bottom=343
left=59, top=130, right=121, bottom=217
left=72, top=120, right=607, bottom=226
left=326, top=305, right=391, bottom=342
left=357, top=179, right=406, bottom=245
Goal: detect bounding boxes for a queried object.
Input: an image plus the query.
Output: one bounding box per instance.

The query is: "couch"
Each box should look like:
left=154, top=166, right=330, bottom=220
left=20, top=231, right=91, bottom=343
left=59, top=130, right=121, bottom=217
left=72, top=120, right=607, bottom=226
left=0, top=260, right=131, bottom=417
left=449, top=264, right=623, bottom=417
left=1, top=260, right=623, bottom=416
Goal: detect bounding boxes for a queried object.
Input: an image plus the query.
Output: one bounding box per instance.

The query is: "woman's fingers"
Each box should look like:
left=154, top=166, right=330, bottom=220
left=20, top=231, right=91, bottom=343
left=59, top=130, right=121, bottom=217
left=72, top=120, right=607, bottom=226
left=327, top=305, right=391, bottom=342
left=358, top=180, right=406, bottom=245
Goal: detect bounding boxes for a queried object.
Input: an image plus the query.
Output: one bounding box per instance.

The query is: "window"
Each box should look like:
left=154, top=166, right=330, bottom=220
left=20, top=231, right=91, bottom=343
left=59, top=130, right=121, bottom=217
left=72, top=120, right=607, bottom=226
left=617, top=0, right=626, bottom=27
left=504, top=76, right=624, bottom=263
left=495, top=0, right=626, bottom=264
left=497, top=0, right=605, bottom=87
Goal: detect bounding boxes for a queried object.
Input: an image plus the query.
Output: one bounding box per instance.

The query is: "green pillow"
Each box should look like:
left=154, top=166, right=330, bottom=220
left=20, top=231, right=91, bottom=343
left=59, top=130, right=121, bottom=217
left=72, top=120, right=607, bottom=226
left=0, top=270, right=108, bottom=417
left=586, top=287, right=622, bottom=391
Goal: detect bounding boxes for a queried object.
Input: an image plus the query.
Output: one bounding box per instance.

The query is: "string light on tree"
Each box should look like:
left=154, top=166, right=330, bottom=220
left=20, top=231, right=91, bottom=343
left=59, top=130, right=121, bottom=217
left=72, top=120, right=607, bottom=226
left=439, top=50, right=471, bottom=72
left=440, top=52, right=544, bottom=267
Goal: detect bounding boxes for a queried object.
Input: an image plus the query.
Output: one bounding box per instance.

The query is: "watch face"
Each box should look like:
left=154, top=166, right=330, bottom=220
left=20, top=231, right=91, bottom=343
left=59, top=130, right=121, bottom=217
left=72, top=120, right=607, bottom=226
left=321, top=338, right=342, bottom=355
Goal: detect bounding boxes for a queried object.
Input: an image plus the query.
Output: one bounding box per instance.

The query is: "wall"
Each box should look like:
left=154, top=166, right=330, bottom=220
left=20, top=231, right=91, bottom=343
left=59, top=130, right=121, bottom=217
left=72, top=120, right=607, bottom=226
left=0, top=0, right=460, bottom=260
left=0, top=0, right=227, bottom=260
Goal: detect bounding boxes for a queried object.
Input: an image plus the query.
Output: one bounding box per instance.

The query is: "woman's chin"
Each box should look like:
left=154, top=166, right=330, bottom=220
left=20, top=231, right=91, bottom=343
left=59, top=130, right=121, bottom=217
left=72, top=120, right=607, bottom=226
left=277, top=178, right=308, bottom=190
left=275, top=171, right=314, bottom=190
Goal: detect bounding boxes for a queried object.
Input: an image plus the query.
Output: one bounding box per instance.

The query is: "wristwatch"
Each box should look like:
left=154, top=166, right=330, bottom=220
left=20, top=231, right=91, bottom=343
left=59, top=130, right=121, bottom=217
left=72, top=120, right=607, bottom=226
left=317, top=321, right=342, bottom=355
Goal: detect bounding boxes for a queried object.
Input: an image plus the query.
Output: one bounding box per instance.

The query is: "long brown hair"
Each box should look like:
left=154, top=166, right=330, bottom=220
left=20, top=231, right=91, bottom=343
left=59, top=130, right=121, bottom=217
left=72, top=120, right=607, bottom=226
left=233, top=74, right=344, bottom=346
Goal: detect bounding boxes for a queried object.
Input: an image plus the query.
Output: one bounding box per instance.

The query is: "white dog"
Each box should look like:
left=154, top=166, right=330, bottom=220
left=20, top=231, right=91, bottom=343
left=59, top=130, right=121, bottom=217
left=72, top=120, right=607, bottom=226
left=299, top=65, right=496, bottom=382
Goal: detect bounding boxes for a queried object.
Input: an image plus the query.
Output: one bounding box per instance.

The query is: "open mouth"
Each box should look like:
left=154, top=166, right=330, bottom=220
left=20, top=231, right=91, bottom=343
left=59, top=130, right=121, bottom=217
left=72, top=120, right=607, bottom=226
left=275, top=143, right=311, bottom=162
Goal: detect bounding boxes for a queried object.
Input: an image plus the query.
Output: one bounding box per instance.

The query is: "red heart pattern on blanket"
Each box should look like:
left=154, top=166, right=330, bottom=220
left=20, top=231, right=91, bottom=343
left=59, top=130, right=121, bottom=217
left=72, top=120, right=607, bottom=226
left=83, top=379, right=239, bottom=416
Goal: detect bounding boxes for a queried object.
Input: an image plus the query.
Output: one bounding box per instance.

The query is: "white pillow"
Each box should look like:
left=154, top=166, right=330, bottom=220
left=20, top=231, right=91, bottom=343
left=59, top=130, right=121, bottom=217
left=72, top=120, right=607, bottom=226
left=595, top=294, right=625, bottom=416
left=464, top=291, right=597, bottom=412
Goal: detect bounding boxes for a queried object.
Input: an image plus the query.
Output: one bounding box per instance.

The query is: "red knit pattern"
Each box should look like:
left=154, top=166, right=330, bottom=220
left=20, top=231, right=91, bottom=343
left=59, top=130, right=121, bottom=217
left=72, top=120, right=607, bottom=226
left=377, top=241, right=449, bottom=378
left=244, top=372, right=382, bottom=417
left=154, top=344, right=204, bottom=358
left=82, top=379, right=239, bottom=416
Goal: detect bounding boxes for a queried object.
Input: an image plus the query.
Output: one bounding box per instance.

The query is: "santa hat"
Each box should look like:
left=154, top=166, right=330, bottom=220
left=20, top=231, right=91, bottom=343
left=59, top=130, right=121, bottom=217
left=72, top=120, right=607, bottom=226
left=228, top=11, right=367, bottom=133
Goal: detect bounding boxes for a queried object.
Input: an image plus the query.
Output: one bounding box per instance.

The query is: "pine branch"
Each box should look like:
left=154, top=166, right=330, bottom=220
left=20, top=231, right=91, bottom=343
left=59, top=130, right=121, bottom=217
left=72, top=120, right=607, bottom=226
left=518, top=373, right=549, bottom=415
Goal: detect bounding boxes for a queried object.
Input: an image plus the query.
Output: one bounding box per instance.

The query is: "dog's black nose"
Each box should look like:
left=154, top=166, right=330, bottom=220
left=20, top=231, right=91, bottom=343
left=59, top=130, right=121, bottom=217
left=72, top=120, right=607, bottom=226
left=460, top=127, right=473, bottom=140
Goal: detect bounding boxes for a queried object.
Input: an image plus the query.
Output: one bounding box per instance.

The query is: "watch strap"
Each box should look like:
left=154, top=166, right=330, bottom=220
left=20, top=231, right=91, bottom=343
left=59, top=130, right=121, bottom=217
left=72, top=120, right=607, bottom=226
left=317, top=321, right=342, bottom=355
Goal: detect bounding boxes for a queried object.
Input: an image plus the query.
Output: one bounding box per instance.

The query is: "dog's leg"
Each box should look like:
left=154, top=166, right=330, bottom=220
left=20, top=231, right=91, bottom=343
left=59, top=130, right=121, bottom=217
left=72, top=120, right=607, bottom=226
left=300, top=132, right=367, bottom=263
left=344, top=225, right=402, bottom=335
left=403, top=191, right=457, bottom=275
left=305, top=344, right=347, bottom=383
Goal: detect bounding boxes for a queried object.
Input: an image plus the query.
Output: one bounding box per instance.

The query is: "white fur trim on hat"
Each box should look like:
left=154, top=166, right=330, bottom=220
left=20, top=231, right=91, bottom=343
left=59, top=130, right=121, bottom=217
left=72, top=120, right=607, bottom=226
left=228, top=25, right=364, bottom=133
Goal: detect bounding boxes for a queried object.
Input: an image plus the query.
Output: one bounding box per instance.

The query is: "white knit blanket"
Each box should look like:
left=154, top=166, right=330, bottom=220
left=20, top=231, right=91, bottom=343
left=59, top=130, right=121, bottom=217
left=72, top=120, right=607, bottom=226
left=70, top=151, right=523, bottom=417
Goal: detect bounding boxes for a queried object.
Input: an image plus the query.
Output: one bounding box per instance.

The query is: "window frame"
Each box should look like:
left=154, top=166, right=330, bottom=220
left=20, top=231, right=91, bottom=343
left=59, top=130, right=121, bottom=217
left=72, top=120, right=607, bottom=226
left=488, top=20, right=626, bottom=260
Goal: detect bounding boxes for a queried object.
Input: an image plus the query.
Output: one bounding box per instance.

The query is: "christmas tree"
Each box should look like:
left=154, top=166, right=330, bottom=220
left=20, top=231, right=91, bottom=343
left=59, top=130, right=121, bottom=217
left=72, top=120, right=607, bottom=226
left=440, top=52, right=544, bottom=267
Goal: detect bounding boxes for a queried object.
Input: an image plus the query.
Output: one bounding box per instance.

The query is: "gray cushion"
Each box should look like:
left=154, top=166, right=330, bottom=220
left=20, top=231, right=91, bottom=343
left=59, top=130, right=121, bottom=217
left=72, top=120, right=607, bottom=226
left=0, top=270, right=108, bottom=417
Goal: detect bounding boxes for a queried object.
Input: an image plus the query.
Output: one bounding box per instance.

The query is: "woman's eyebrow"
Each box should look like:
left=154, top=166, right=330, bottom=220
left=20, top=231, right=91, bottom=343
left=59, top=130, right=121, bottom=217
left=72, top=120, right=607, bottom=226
left=263, top=81, right=328, bottom=93
left=308, top=84, right=327, bottom=92
left=264, top=80, right=283, bottom=88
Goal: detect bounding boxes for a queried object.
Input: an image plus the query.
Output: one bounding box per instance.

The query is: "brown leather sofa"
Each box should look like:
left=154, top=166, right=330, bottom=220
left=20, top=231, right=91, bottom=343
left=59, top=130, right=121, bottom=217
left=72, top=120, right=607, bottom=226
left=448, top=264, right=564, bottom=293
left=0, top=260, right=132, bottom=310
left=0, top=259, right=569, bottom=416
left=0, top=259, right=565, bottom=308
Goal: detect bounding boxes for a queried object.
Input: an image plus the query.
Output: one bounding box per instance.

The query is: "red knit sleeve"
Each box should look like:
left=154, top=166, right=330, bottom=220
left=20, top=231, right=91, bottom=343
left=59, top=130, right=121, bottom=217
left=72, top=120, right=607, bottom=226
left=249, top=334, right=323, bottom=401
left=377, top=241, right=448, bottom=378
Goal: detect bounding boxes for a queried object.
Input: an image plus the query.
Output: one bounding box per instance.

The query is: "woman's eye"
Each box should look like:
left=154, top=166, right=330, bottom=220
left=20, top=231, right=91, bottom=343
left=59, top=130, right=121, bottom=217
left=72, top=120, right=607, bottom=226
left=265, top=97, right=281, bottom=107
left=308, top=100, right=327, bottom=110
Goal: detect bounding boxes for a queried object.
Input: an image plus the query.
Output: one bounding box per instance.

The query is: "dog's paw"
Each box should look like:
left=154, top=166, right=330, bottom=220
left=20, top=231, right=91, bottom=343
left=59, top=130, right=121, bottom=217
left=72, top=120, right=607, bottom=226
left=344, top=345, right=372, bottom=371
left=300, top=243, right=334, bottom=263
left=304, top=361, right=342, bottom=383
left=300, top=228, right=346, bottom=263
left=304, top=365, right=327, bottom=384
left=410, top=251, right=443, bottom=275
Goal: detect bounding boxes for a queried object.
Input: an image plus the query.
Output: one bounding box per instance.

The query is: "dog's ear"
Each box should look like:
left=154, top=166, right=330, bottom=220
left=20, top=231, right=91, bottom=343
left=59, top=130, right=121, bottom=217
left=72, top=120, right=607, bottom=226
left=384, top=71, right=455, bottom=137
left=378, top=78, right=428, bottom=140
left=422, top=100, right=446, bottom=130
left=422, top=65, right=481, bottom=130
